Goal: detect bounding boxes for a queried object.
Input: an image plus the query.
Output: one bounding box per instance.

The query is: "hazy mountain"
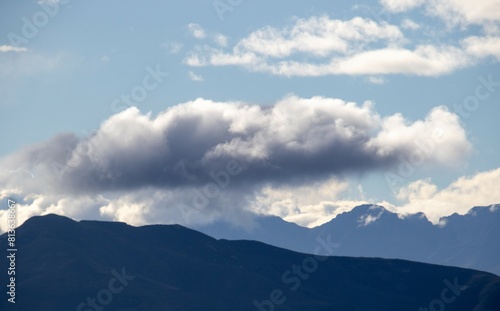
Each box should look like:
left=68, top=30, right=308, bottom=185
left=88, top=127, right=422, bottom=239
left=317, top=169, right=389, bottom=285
left=195, top=204, right=500, bottom=275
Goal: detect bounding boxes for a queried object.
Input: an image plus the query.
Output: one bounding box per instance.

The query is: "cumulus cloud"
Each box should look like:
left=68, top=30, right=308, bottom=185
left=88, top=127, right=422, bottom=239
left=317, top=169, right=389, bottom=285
left=390, top=168, right=500, bottom=223
left=0, top=96, right=472, bottom=231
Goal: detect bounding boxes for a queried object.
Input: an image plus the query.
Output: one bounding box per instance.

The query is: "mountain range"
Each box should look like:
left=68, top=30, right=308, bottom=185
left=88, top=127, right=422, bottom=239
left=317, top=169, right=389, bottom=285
left=1, top=213, right=500, bottom=310
left=194, top=204, right=500, bottom=275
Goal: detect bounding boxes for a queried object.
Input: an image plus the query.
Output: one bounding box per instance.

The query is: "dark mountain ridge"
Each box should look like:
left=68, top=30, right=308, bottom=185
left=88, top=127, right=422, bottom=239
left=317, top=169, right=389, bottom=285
left=1, top=214, right=500, bottom=310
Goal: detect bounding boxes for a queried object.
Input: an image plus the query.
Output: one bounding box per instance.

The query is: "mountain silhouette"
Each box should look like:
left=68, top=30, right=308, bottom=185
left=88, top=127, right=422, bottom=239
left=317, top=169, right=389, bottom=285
left=1, top=214, right=500, bottom=310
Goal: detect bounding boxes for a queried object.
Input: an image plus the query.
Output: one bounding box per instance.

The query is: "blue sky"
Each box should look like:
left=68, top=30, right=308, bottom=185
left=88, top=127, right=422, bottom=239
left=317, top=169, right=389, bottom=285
left=1, top=0, right=499, bottom=230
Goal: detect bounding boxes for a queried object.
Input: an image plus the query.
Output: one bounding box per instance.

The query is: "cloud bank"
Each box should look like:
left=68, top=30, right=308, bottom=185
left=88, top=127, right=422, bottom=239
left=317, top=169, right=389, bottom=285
left=0, top=96, right=481, bottom=230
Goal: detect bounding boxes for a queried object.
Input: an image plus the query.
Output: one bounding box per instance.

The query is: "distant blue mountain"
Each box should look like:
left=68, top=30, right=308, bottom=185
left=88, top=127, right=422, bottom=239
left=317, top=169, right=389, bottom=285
left=194, top=204, right=500, bottom=275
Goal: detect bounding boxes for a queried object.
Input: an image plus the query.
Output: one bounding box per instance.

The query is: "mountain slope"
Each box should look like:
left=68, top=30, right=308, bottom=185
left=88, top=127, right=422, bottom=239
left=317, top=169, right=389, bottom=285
left=195, top=204, right=500, bottom=275
left=1, top=214, right=500, bottom=311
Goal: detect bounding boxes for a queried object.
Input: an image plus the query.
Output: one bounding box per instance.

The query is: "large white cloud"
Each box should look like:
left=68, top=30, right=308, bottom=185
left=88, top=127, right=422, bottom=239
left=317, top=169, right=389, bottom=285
left=0, top=96, right=472, bottom=231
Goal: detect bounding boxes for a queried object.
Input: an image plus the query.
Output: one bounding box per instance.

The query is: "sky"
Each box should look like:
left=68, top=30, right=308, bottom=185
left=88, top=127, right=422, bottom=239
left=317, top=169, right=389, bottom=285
left=0, top=0, right=499, bottom=232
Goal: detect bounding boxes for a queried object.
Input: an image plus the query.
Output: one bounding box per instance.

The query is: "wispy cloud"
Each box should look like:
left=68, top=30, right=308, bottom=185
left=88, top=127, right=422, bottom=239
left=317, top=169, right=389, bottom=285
left=182, top=11, right=500, bottom=78
left=182, top=15, right=499, bottom=77
left=163, top=42, right=183, bottom=54
left=188, top=71, right=204, bottom=81
left=0, top=45, right=27, bottom=53
left=380, top=0, right=500, bottom=29
left=213, top=33, right=228, bottom=47
left=187, top=23, right=206, bottom=39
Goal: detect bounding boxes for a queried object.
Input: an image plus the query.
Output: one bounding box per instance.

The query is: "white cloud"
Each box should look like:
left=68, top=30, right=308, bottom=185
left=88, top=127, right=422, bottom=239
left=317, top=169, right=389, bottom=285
left=381, top=0, right=500, bottom=29
left=401, top=19, right=420, bottom=30
left=183, top=15, right=487, bottom=77
left=249, top=177, right=372, bottom=227
left=428, top=0, right=500, bottom=28
left=255, top=45, right=469, bottom=77
left=463, top=36, right=500, bottom=60
left=188, top=71, right=204, bottom=81
left=392, top=168, right=500, bottom=223
left=0, top=45, right=27, bottom=53
left=368, top=106, right=471, bottom=165
left=187, top=23, right=206, bottom=39
left=234, top=16, right=403, bottom=58
left=380, top=0, right=424, bottom=13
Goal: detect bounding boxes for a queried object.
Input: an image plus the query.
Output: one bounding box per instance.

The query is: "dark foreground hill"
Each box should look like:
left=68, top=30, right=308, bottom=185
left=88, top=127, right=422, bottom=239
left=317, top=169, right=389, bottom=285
left=1, top=214, right=499, bottom=311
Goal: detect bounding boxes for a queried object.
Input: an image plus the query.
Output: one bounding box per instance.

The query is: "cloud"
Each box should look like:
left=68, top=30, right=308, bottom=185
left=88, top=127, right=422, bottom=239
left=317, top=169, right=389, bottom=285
left=401, top=19, right=420, bottom=30
left=380, top=0, right=425, bottom=13
left=188, top=45, right=470, bottom=77
left=463, top=36, right=500, bottom=60
left=0, top=45, right=27, bottom=53
left=187, top=23, right=206, bottom=39
left=367, top=76, right=386, bottom=84
left=381, top=0, right=500, bottom=29
left=213, top=33, right=228, bottom=47
left=391, top=168, right=500, bottom=223
left=249, top=176, right=371, bottom=227
left=231, top=16, right=404, bottom=58
left=0, top=96, right=471, bottom=231
left=188, top=71, right=204, bottom=81
left=183, top=15, right=487, bottom=77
